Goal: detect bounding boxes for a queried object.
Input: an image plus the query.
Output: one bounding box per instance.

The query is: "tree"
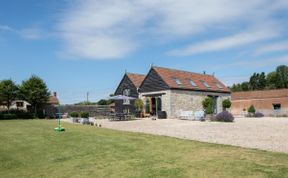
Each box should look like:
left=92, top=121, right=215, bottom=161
left=19, top=75, right=50, bottom=114
left=241, top=82, right=250, bottom=91
left=202, top=97, right=213, bottom=114
left=275, top=65, right=288, bottom=88
left=266, top=71, right=277, bottom=89
left=258, top=72, right=266, bottom=90
left=249, top=73, right=257, bottom=90
left=0, top=80, right=18, bottom=111
left=134, top=99, right=144, bottom=112
left=97, top=99, right=107, bottom=105
left=222, top=99, right=231, bottom=111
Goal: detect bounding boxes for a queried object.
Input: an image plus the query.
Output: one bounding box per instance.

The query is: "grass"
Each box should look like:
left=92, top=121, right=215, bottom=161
left=1, top=120, right=288, bottom=178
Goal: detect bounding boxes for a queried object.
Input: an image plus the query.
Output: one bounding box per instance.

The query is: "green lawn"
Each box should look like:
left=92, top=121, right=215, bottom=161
left=1, top=120, right=288, bottom=178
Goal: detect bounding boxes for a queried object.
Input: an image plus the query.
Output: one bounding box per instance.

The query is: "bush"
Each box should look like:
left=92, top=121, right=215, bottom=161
left=134, top=99, right=144, bottom=112
left=222, top=99, right=231, bottom=110
left=202, top=97, right=212, bottom=109
left=205, top=106, right=214, bottom=114
left=248, top=105, right=256, bottom=114
left=69, top=112, right=79, bottom=118
left=214, top=111, right=234, bottom=122
left=80, top=112, right=89, bottom=118
left=202, top=97, right=213, bottom=114
left=255, top=112, right=264, bottom=118
left=0, top=110, right=35, bottom=119
left=16, top=111, right=35, bottom=119
left=2, top=113, right=17, bottom=120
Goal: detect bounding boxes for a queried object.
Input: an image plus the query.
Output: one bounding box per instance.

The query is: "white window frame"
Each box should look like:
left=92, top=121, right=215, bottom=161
left=123, top=89, right=130, bottom=105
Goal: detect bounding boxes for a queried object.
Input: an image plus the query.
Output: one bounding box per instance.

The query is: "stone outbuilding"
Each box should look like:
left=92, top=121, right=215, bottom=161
left=114, top=66, right=231, bottom=118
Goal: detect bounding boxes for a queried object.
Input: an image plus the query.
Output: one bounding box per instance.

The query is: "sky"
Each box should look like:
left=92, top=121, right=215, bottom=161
left=1, top=0, right=288, bottom=104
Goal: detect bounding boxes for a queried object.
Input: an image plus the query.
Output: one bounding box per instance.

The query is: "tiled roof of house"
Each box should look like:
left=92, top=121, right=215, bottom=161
left=126, top=73, right=146, bottom=88
left=232, top=89, right=288, bottom=100
left=152, top=66, right=230, bottom=93
left=48, top=95, right=59, bottom=105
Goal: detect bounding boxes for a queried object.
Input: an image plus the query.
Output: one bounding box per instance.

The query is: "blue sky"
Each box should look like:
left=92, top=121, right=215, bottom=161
left=1, top=0, right=288, bottom=104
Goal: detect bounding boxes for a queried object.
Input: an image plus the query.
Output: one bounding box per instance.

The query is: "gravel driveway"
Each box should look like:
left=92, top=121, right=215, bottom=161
left=91, top=117, right=288, bottom=153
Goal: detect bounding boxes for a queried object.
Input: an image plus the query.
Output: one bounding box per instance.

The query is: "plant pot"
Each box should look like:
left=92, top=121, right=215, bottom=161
left=205, top=114, right=213, bottom=120
left=80, top=118, right=89, bottom=125
left=70, top=117, right=78, bottom=123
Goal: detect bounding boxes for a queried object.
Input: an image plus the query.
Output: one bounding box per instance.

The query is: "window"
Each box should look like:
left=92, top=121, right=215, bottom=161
left=172, top=77, right=182, bottom=85
left=201, top=80, right=211, bottom=88
left=215, top=83, right=223, bottom=89
left=189, top=79, right=197, bottom=87
left=16, top=102, right=23, bottom=107
left=123, top=89, right=130, bottom=96
left=123, top=89, right=130, bottom=105
left=273, top=104, right=281, bottom=110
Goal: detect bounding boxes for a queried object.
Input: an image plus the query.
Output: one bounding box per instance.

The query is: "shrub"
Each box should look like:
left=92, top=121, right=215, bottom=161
left=255, top=112, right=264, bottom=118
left=2, top=113, right=17, bottom=120
left=205, top=106, right=214, bottom=114
left=69, top=112, right=79, bottom=118
left=0, top=113, right=3, bottom=120
left=222, top=99, right=231, bottom=110
left=80, top=112, right=89, bottom=118
left=15, top=111, right=35, bottom=119
left=214, top=111, right=234, bottom=122
left=202, top=97, right=212, bottom=109
left=0, top=110, right=35, bottom=119
left=202, top=97, right=213, bottom=114
left=134, top=99, right=144, bottom=112
left=248, top=105, right=256, bottom=114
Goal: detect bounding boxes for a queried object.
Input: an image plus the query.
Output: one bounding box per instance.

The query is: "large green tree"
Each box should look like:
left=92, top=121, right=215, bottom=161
left=266, top=71, right=277, bottom=89
left=0, top=80, right=18, bottom=110
left=19, top=75, right=50, bottom=114
left=231, top=65, right=288, bottom=92
left=275, top=65, right=288, bottom=88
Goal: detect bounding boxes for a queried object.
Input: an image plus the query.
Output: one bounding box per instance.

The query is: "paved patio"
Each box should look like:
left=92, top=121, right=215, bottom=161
left=90, top=117, right=288, bottom=153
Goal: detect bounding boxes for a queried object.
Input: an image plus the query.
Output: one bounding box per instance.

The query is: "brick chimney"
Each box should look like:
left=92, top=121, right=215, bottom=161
left=53, top=92, right=57, bottom=97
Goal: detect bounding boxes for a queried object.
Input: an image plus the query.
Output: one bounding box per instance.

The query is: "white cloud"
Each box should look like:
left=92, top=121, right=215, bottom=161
left=167, top=28, right=278, bottom=56
left=254, top=41, right=288, bottom=55
left=56, top=0, right=288, bottom=59
left=19, top=28, right=47, bottom=40
left=0, top=25, right=48, bottom=40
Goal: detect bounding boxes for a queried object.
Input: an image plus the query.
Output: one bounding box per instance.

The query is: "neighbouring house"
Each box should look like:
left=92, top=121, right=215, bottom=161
left=43, top=92, right=60, bottom=118
left=0, top=100, right=31, bottom=111
left=114, top=72, right=145, bottom=114
left=114, top=66, right=231, bottom=118
left=48, top=92, right=59, bottom=106
left=231, top=89, right=288, bottom=116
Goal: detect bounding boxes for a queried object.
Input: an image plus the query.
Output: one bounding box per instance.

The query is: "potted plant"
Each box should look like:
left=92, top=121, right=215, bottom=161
left=222, top=99, right=231, bottom=111
left=69, top=112, right=79, bottom=123
left=134, top=99, right=144, bottom=118
left=247, top=105, right=256, bottom=117
left=202, top=97, right=213, bottom=120
left=80, top=111, right=90, bottom=124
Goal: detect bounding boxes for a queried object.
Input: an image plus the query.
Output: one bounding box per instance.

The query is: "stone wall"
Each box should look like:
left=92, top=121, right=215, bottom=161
left=169, top=90, right=230, bottom=118
left=140, top=89, right=230, bottom=118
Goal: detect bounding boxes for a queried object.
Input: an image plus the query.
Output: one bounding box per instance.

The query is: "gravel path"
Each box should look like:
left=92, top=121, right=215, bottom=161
left=65, top=117, right=288, bottom=153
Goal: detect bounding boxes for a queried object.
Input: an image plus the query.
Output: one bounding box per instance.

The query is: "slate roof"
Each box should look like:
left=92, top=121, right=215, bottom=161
left=126, top=73, right=146, bottom=88
left=232, top=89, right=288, bottom=100
left=152, top=66, right=230, bottom=93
